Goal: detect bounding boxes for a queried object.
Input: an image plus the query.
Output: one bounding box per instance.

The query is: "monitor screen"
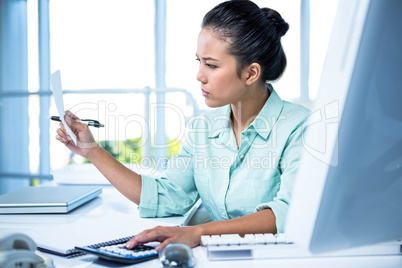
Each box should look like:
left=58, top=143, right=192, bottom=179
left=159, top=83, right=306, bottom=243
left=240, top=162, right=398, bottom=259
left=286, top=0, right=402, bottom=253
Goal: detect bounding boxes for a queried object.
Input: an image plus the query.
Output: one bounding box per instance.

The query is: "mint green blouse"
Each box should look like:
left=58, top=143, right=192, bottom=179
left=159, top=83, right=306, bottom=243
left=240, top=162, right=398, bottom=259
left=139, top=89, right=309, bottom=233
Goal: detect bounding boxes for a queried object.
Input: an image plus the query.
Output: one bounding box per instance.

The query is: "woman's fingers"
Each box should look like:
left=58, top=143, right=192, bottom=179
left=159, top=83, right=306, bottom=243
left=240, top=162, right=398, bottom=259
left=57, top=126, right=67, bottom=139
left=55, top=134, right=68, bottom=145
left=138, top=230, right=165, bottom=243
left=65, top=110, right=79, bottom=120
left=126, top=228, right=163, bottom=249
left=58, top=123, right=72, bottom=140
left=63, top=114, right=76, bottom=129
left=155, top=238, right=174, bottom=251
left=54, top=111, right=99, bottom=157
left=125, top=236, right=143, bottom=249
left=64, top=113, right=90, bottom=135
left=125, top=226, right=196, bottom=252
left=59, top=123, right=67, bottom=134
left=56, top=127, right=71, bottom=145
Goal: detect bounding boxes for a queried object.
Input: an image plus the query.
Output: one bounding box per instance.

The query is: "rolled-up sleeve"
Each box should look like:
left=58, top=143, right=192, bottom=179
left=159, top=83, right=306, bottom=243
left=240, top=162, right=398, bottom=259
left=255, top=121, right=305, bottom=233
left=139, top=137, right=199, bottom=218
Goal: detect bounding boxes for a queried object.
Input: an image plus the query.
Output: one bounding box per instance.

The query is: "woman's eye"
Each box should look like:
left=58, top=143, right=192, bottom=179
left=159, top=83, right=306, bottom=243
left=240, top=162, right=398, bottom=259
left=195, top=58, right=216, bottom=69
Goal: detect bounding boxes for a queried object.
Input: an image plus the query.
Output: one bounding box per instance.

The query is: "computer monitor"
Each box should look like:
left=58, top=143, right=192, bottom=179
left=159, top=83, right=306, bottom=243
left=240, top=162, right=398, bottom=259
left=285, top=0, right=402, bottom=254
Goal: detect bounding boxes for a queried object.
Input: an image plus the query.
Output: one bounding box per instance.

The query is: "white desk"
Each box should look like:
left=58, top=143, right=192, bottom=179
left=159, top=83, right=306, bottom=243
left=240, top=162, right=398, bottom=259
left=1, top=186, right=401, bottom=268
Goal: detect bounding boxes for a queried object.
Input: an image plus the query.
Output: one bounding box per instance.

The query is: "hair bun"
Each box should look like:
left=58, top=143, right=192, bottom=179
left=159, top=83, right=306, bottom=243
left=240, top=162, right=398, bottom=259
left=262, top=7, right=289, bottom=37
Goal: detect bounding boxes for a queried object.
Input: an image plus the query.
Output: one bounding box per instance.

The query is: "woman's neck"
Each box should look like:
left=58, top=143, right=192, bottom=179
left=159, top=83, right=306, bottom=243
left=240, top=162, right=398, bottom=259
left=230, top=83, right=270, bottom=133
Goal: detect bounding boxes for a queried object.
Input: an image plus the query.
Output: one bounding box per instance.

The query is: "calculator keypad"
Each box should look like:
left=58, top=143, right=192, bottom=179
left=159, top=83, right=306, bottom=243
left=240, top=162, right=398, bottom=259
left=98, top=243, right=158, bottom=259
left=75, top=243, right=159, bottom=264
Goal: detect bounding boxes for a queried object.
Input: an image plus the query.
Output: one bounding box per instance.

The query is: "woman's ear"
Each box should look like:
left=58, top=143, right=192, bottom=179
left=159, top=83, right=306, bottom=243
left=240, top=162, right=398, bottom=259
left=243, top=62, right=261, bottom=85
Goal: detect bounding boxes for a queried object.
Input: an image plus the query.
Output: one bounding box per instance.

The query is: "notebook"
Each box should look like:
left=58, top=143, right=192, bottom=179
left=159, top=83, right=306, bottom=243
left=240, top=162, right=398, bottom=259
left=0, top=186, right=102, bottom=214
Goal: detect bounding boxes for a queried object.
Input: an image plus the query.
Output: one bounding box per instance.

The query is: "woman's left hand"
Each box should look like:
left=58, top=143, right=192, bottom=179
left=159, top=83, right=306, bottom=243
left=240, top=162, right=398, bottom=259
left=125, top=225, right=202, bottom=251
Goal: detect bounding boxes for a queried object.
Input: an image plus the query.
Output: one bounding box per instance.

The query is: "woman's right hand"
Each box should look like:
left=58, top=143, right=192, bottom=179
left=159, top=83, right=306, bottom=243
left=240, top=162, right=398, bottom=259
left=56, top=110, right=100, bottom=159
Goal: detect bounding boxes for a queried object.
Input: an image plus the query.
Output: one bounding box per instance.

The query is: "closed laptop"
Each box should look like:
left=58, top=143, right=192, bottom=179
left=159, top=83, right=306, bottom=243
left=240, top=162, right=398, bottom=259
left=0, top=186, right=102, bottom=214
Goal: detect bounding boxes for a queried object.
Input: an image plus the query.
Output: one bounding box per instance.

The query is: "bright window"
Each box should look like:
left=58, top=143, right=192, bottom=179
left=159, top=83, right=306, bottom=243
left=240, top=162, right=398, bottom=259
left=1, top=0, right=339, bottom=190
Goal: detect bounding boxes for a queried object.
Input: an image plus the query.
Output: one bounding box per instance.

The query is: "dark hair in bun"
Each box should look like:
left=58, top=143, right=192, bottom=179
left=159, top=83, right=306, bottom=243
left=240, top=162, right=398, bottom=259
left=202, top=0, right=289, bottom=82
left=261, top=7, right=289, bottom=38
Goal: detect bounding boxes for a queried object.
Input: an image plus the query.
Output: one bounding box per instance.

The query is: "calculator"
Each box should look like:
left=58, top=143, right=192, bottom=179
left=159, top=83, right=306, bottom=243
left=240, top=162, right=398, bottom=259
left=75, top=243, right=158, bottom=264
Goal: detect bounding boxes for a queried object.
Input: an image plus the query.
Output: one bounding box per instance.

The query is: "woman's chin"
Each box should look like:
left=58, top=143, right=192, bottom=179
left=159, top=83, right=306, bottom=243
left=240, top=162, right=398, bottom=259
left=205, top=99, right=225, bottom=108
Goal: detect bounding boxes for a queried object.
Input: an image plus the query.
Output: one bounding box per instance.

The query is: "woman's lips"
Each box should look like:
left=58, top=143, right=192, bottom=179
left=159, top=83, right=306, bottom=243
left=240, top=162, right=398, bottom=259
left=202, top=89, right=209, bottom=97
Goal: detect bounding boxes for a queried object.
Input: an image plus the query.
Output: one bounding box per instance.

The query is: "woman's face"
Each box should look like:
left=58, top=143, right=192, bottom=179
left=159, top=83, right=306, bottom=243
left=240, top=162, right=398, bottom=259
left=196, top=28, right=248, bottom=108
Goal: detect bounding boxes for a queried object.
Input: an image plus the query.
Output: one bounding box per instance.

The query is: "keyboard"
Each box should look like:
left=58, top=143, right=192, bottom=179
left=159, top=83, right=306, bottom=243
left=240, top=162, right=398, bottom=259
left=201, top=233, right=402, bottom=261
left=201, top=233, right=303, bottom=260
left=75, top=243, right=158, bottom=264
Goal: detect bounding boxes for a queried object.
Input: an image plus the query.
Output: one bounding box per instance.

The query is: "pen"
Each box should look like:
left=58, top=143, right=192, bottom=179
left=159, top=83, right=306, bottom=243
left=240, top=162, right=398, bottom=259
left=47, top=116, right=105, bottom=128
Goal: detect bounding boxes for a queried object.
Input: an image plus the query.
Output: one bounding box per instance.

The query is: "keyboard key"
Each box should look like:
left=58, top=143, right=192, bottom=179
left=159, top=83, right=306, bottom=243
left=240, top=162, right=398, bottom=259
left=255, top=234, right=266, bottom=244
left=221, top=234, right=242, bottom=245
left=201, top=235, right=212, bottom=246
left=276, top=233, right=288, bottom=244
left=243, top=234, right=256, bottom=245
left=263, top=233, right=276, bottom=244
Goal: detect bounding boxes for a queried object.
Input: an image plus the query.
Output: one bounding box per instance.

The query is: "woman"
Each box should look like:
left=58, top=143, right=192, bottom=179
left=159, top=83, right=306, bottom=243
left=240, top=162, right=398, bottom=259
left=56, top=0, right=309, bottom=251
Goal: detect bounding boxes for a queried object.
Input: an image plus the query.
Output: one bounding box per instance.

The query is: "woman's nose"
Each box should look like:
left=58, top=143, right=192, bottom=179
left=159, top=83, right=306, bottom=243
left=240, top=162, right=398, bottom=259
left=196, top=66, right=206, bottom=84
